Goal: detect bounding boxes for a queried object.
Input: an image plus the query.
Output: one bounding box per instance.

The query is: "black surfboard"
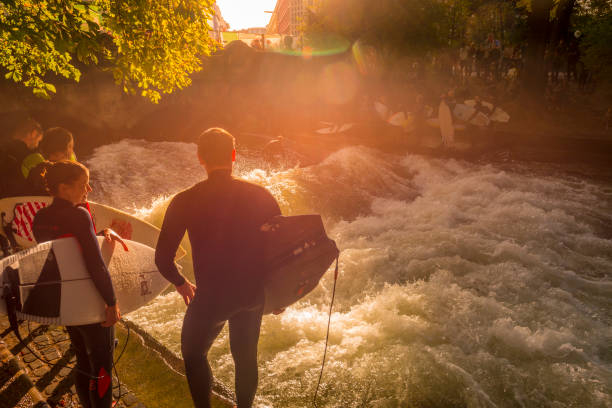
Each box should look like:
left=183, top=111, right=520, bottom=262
left=261, top=214, right=339, bottom=314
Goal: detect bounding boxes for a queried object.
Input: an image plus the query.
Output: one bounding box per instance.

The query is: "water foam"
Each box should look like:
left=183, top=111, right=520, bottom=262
left=86, top=141, right=612, bottom=407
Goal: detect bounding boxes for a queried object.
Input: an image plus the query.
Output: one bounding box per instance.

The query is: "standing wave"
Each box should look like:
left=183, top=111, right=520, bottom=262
left=86, top=140, right=612, bottom=407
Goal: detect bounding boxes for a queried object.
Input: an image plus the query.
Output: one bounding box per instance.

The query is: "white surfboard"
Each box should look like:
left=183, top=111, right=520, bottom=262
left=0, top=196, right=185, bottom=259
left=374, top=101, right=389, bottom=120
left=463, top=99, right=509, bottom=123
left=465, top=99, right=494, bottom=111
left=315, top=122, right=355, bottom=134
left=489, top=107, right=510, bottom=123
left=454, top=104, right=491, bottom=127
left=438, top=100, right=455, bottom=146
left=0, top=236, right=173, bottom=326
left=387, top=111, right=414, bottom=132
left=426, top=118, right=466, bottom=131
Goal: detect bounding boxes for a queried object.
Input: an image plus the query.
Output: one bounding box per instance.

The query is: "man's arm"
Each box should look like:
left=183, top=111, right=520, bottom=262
left=155, top=195, right=189, bottom=286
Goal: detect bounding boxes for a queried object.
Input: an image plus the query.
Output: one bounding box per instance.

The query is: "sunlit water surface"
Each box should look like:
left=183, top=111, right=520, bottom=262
left=86, top=139, right=612, bottom=408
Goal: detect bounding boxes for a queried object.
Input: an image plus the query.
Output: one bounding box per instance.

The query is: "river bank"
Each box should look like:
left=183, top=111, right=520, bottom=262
left=0, top=316, right=233, bottom=408
left=1, top=44, right=611, bottom=171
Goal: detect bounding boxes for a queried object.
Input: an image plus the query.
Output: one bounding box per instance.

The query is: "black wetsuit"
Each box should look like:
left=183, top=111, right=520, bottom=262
left=156, top=169, right=281, bottom=408
left=33, top=198, right=116, bottom=408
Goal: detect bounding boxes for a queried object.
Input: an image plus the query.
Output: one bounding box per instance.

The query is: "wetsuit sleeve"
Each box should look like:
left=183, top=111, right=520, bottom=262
left=73, top=207, right=117, bottom=307
left=155, top=195, right=187, bottom=287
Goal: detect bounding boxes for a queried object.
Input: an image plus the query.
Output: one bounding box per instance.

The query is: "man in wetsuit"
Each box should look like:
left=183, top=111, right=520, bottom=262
left=155, top=127, right=281, bottom=408
left=0, top=117, right=43, bottom=198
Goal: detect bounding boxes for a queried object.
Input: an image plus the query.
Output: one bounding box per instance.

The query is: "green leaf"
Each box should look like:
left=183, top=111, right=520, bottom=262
left=32, top=88, right=50, bottom=99
left=44, top=83, right=57, bottom=93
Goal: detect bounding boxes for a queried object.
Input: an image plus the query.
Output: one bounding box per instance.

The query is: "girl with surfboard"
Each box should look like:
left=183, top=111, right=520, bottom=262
left=32, top=160, right=125, bottom=408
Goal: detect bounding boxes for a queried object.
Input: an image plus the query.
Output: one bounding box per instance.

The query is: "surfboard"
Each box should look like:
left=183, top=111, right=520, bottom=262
left=425, top=119, right=466, bottom=131
left=387, top=111, right=415, bottom=132
left=374, top=101, right=389, bottom=120
left=0, top=196, right=185, bottom=259
left=315, top=123, right=355, bottom=134
left=438, top=100, right=455, bottom=146
left=489, top=107, right=510, bottom=123
left=453, top=104, right=491, bottom=127
left=0, top=236, right=173, bottom=326
left=260, top=215, right=339, bottom=314
left=464, top=99, right=510, bottom=123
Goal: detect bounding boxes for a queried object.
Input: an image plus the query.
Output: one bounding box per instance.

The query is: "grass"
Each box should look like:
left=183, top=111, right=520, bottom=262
left=114, top=324, right=232, bottom=408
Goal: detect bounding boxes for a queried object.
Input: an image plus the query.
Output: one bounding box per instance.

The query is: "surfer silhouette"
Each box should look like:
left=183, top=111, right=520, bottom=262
left=156, top=127, right=281, bottom=408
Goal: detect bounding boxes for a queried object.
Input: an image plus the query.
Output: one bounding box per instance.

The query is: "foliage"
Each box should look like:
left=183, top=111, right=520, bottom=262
left=0, top=0, right=216, bottom=102
left=305, top=0, right=449, bottom=56
left=579, top=8, right=612, bottom=81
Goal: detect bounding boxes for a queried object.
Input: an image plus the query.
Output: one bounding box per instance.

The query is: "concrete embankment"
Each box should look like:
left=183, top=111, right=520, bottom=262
left=0, top=316, right=234, bottom=408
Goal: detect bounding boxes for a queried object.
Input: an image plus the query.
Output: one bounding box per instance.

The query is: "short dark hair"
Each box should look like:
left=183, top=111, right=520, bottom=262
left=40, top=127, right=73, bottom=157
left=44, top=160, right=88, bottom=195
left=197, top=127, right=235, bottom=167
left=12, top=117, right=42, bottom=140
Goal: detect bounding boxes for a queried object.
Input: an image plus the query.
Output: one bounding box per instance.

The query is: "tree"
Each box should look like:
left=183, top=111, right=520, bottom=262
left=0, top=0, right=216, bottom=102
left=579, top=5, right=612, bottom=83
left=304, top=0, right=449, bottom=57
left=520, top=0, right=555, bottom=95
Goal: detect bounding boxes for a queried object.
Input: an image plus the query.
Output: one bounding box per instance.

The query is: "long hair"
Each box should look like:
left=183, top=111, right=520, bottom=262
left=44, top=160, right=88, bottom=195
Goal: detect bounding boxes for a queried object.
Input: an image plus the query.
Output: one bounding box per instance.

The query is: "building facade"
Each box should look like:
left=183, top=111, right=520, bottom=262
left=209, top=2, right=229, bottom=42
left=267, top=0, right=318, bottom=36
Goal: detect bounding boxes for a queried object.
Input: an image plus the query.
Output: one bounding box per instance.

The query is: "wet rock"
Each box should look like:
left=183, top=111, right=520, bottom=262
left=22, top=352, right=37, bottom=363
left=29, top=359, right=44, bottom=369
left=44, top=383, right=55, bottom=396
left=43, top=349, right=60, bottom=361
left=122, top=392, right=138, bottom=406
left=32, top=366, right=47, bottom=376
left=59, top=367, right=72, bottom=377
left=58, top=342, right=71, bottom=353
left=34, top=335, right=50, bottom=346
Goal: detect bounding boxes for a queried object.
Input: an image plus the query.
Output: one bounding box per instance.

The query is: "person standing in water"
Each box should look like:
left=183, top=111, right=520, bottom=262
left=155, top=127, right=281, bottom=408
left=32, top=160, right=124, bottom=408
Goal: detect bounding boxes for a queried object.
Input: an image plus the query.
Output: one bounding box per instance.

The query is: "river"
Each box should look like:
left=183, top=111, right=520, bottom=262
left=86, top=139, right=612, bottom=408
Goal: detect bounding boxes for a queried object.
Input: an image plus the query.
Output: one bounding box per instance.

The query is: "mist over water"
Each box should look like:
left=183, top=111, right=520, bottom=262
left=86, top=139, right=612, bottom=407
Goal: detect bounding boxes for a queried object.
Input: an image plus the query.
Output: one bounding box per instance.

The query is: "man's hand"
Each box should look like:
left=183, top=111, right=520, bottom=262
left=176, top=281, right=196, bottom=305
left=103, top=228, right=129, bottom=252
left=101, top=304, right=121, bottom=327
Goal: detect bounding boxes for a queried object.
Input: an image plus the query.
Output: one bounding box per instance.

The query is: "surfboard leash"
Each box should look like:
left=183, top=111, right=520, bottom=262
left=111, top=319, right=131, bottom=407
left=313, top=255, right=339, bottom=408
left=3, top=285, right=131, bottom=405
left=21, top=318, right=132, bottom=406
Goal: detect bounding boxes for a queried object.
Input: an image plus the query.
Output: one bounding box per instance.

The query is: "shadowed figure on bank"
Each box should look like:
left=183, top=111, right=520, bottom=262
left=155, top=128, right=282, bottom=408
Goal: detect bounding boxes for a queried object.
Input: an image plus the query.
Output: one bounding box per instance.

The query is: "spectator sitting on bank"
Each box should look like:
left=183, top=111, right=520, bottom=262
left=27, top=127, right=76, bottom=195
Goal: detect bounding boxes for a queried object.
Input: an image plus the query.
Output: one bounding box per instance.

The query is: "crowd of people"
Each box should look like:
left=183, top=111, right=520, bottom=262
left=1, top=119, right=280, bottom=408
left=427, top=32, right=588, bottom=89
left=0, top=118, right=76, bottom=201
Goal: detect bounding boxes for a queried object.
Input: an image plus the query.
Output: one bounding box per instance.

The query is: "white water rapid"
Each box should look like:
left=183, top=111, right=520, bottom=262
left=86, top=139, right=612, bottom=408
